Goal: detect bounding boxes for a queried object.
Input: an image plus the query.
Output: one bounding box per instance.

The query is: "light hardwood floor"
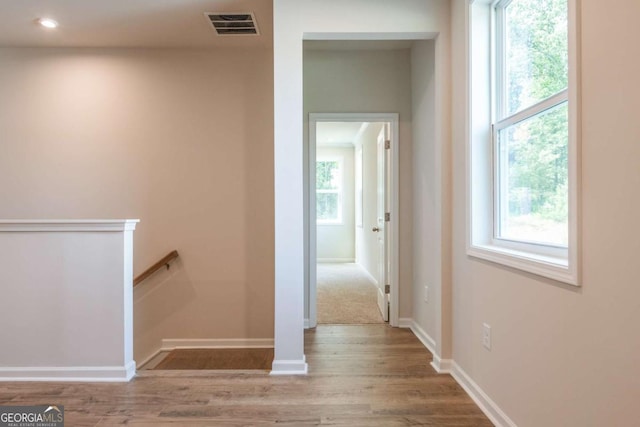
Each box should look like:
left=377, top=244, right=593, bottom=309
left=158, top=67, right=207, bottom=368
left=153, top=348, right=274, bottom=370
left=0, top=325, right=491, bottom=426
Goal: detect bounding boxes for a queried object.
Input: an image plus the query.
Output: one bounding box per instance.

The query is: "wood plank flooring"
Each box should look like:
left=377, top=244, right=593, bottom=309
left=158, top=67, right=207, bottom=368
left=0, top=325, right=492, bottom=426
left=154, top=348, right=274, bottom=370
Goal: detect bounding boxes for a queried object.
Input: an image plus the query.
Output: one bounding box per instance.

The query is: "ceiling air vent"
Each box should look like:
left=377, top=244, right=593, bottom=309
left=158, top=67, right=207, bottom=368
left=206, top=12, right=259, bottom=36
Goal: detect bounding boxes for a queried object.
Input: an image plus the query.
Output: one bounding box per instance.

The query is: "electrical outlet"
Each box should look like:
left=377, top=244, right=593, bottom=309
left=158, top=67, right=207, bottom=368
left=424, top=286, right=429, bottom=303
left=482, top=323, right=491, bottom=350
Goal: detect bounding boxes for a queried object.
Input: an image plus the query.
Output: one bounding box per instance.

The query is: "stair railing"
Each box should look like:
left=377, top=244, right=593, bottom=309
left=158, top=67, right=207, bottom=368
left=134, top=250, right=179, bottom=286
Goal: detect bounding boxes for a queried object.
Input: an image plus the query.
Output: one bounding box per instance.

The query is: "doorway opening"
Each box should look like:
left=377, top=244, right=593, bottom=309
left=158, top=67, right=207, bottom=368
left=308, top=113, right=399, bottom=328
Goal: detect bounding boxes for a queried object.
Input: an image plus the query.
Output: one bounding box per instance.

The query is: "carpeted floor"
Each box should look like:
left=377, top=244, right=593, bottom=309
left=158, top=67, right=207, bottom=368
left=317, top=263, right=384, bottom=324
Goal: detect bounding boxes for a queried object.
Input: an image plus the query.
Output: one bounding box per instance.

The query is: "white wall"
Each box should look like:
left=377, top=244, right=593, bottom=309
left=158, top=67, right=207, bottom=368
left=355, top=123, right=384, bottom=281
left=316, top=146, right=355, bottom=262
left=450, top=0, right=640, bottom=425
left=274, top=0, right=452, bottom=371
left=304, top=48, right=413, bottom=319
left=0, top=220, right=137, bottom=381
left=0, top=48, right=275, bottom=364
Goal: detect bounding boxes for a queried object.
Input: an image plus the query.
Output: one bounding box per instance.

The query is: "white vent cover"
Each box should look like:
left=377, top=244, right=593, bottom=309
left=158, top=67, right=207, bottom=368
left=205, top=12, right=259, bottom=36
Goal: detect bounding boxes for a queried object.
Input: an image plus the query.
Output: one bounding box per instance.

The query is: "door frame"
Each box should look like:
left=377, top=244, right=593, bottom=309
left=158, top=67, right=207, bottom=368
left=308, top=112, right=399, bottom=328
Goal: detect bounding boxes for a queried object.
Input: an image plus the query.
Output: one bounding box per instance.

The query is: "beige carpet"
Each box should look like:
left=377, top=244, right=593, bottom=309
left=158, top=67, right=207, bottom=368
left=317, top=263, right=385, bottom=324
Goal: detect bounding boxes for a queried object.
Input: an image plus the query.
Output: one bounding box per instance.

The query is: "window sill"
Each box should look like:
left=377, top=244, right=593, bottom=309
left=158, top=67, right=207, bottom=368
left=467, top=243, right=578, bottom=286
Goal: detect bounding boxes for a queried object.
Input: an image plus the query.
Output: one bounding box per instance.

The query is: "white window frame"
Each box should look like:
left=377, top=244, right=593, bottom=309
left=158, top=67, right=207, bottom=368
left=316, top=156, right=344, bottom=225
left=467, top=0, right=581, bottom=285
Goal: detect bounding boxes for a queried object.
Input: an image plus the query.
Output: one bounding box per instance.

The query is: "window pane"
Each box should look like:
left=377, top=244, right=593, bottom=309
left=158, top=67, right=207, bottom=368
left=505, top=0, right=567, bottom=116
left=317, top=192, right=339, bottom=221
left=497, top=102, right=568, bottom=246
left=316, top=161, right=340, bottom=190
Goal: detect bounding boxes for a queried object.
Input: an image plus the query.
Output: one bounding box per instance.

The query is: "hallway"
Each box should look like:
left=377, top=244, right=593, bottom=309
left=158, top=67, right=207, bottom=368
left=0, top=325, right=490, bottom=426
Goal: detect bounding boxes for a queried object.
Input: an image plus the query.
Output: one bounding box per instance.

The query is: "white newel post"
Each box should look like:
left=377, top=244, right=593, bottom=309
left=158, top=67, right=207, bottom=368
left=0, top=220, right=139, bottom=382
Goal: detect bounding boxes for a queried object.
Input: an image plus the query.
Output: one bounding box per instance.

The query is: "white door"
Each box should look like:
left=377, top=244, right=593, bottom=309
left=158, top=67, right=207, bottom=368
left=376, top=126, right=389, bottom=322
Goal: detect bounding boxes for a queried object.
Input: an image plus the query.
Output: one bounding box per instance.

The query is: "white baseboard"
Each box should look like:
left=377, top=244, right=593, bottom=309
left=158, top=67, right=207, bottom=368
left=304, top=318, right=310, bottom=329
left=386, top=318, right=515, bottom=426
left=357, top=264, right=378, bottom=285
left=407, top=319, right=437, bottom=355
left=161, top=338, right=274, bottom=350
left=138, top=338, right=275, bottom=370
left=270, top=355, right=308, bottom=375
left=404, top=319, right=453, bottom=373
left=0, top=361, right=136, bottom=382
left=317, top=258, right=355, bottom=263
left=452, top=362, right=517, bottom=427
left=137, top=347, right=164, bottom=369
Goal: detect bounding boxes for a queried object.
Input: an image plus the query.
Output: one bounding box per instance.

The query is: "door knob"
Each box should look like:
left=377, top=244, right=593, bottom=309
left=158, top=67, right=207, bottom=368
left=372, top=227, right=380, bottom=232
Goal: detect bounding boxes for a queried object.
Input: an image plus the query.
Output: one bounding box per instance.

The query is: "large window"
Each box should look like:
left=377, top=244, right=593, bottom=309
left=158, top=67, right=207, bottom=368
left=316, top=158, right=343, bottom=224
left=495, top=0, right=568, bottom=249
left=468, top=0, right=580, bottom=284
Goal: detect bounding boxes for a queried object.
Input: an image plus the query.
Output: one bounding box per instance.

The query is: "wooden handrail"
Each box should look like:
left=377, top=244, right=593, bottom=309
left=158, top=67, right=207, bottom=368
left=134, top=250, right=179, bottom=287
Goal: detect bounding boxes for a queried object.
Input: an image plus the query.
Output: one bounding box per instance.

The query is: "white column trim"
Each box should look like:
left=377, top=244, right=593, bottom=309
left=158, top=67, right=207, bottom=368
left=271, top=356, right=308, bottom=375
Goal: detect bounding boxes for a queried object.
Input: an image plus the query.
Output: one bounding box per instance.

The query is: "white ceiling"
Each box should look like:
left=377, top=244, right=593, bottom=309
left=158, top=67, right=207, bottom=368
left=0, top=0, right=272, bottom=48
left=316, top=122, right=366, bottom=146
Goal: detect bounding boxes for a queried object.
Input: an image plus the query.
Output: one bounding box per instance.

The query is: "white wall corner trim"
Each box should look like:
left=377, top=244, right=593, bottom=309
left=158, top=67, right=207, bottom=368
left=431, top=355, right=453, bottom=374
left=402, top=319, right=453, bottom=374
left=162, top=338, right=274, bottom=350
left=451, top=362, right=518, bottom=427
left=270, top=356, right=308, bottom=375
left=0, top=219, right=140, bottom=232
left=0, top=362, right=136, bottom=383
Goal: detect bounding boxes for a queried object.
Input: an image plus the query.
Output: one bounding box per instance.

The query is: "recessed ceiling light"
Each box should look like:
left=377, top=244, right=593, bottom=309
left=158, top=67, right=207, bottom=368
left=37, top=18, right=58, bottom=29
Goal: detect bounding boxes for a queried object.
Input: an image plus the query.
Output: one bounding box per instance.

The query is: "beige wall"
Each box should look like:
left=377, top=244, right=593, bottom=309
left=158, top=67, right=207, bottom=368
left=303, top=47, right=414, bottom=319
left=410, top=40, right=439, bottom=343
left=451, top=1, right=640, bottom=425
left=316, top=146, right=355, bottom=261
left=0, top=48, right=275, bottom=363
